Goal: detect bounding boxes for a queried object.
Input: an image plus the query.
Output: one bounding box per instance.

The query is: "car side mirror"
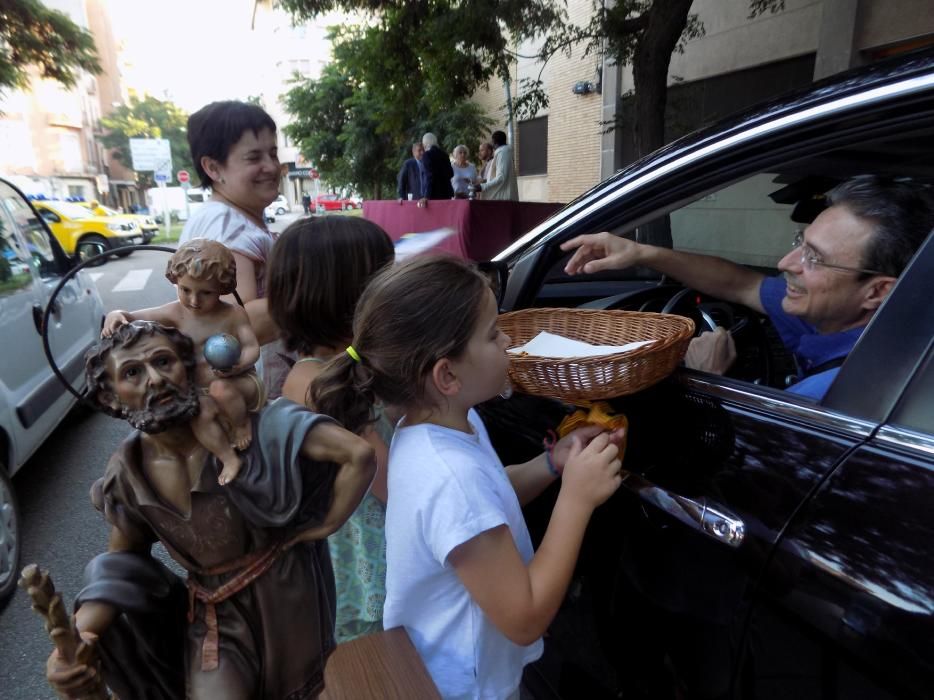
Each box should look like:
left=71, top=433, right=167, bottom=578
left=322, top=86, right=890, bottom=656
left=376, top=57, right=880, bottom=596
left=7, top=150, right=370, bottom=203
left=477, top=261, right=509, bottom=308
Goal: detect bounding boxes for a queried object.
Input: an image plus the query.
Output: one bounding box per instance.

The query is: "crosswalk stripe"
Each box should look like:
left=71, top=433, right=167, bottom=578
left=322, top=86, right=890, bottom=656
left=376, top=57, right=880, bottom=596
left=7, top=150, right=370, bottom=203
left=89, top=272, right=104, bottom=282
left=111, top=269, right=153, bottom=292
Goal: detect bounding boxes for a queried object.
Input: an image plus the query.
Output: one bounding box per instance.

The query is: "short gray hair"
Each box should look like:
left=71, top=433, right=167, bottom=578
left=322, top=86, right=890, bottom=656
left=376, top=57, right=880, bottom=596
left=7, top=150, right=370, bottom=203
left=454, top=144, right=469, bottom=158
left=422, top=132, right=438, bottom=148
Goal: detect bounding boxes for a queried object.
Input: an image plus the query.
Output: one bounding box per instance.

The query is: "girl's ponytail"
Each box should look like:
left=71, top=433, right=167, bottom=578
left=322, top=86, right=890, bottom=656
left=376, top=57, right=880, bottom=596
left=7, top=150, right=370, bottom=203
left=309, top=350, right=377, bottom=435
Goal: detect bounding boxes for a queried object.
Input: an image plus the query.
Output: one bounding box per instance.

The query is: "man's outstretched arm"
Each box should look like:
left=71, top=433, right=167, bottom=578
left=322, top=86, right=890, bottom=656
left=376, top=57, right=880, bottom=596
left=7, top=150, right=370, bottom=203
left=562, top=232, right=767, bottom=313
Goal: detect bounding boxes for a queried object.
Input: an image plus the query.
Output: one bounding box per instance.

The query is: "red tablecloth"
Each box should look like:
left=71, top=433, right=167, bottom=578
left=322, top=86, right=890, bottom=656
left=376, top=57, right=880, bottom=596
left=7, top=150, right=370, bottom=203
left=363, top=199, right=564, bottom=261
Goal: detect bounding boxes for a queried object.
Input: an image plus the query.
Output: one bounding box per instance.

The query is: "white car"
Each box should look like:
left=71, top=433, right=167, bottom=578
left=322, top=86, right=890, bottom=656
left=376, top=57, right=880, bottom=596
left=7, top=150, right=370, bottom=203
left=0, top=178, right=105, bottom=606
left=264, top=194, right=289, bottom=223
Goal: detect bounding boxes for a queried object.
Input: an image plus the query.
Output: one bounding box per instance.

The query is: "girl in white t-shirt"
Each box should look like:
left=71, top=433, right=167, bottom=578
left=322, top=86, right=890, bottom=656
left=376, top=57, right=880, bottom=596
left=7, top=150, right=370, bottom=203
left=310, top=256, right=624, bottom=699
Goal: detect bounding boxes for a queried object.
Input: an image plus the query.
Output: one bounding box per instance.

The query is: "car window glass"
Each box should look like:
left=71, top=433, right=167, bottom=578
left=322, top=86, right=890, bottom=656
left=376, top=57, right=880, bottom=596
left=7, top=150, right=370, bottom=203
left=39, top=209, right=60, bottom=224
left=888, top=348, right=934, bottom=433
left=0, top=198, right=36, bottom=297
left=0, top=185, right=61, bottom=278
left=668, top=173, right=794, bottom=268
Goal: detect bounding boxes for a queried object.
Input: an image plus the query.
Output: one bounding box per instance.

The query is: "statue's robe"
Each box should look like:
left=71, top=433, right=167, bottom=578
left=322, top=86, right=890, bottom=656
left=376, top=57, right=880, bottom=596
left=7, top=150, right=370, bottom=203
left=76, top=399, right=340, bottom=700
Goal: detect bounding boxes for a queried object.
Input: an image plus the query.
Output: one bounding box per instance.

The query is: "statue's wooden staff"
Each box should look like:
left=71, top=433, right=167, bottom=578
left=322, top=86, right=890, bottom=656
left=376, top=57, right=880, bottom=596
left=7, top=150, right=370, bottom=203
left=18, top=564, right=110, bottom=700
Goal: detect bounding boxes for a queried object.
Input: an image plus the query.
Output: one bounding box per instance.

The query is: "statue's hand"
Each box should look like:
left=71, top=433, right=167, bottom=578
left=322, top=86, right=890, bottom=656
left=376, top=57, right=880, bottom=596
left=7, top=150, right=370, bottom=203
left=46, top=640, right=99, bottom=698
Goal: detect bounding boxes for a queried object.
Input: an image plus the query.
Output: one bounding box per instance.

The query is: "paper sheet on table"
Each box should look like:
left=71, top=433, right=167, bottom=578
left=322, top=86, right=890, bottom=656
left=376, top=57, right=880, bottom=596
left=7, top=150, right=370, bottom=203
left=393, top=227, right=457, bottom=260
left=508, top=331, right=655, bottom=358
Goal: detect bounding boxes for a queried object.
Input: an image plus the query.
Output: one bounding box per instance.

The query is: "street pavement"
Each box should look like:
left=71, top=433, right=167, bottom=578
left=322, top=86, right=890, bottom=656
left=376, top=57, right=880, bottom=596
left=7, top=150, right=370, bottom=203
left=0, top=210, right=303, bottom=698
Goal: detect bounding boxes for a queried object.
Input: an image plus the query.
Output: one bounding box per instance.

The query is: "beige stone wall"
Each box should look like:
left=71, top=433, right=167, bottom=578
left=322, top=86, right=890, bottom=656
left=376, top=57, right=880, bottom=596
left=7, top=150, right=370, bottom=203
left=856, top=0, right=934, bottom=51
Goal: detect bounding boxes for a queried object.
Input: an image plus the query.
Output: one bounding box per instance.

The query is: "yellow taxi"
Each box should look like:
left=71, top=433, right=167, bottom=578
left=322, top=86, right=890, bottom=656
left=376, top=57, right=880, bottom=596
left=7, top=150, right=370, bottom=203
left=31, top=200, right=144, bottom=264
left=77, top=200, right=158, bottom=242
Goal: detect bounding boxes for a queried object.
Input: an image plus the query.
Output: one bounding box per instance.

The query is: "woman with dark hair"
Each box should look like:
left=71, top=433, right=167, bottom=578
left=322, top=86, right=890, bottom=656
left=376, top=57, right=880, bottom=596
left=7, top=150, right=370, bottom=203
left=246, top=215, right=396, bottom=642
left=180, top=100, right=290, bottom=394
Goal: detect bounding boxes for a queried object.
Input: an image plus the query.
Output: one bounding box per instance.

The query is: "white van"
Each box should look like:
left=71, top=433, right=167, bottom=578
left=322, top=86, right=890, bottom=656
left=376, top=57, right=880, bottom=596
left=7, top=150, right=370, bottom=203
left=145, top=186, right=211, bottom=221
left=0, top=178, right=105, bottom=606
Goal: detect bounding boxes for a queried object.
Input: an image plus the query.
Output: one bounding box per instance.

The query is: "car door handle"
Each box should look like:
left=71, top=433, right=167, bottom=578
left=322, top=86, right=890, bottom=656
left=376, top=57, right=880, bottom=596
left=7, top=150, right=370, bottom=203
left=620, top=472, right=746, bottom=548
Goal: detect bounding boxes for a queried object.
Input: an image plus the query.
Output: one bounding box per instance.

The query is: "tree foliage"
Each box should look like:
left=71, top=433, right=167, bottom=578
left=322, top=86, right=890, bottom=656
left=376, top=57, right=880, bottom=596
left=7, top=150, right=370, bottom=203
left=283, top=25, right=492, bottom=199
left=99, top=93, right=194, bottom=188
left=0, top=0, right=100, bottom=94
left=281, top=0, right=785, bottom=165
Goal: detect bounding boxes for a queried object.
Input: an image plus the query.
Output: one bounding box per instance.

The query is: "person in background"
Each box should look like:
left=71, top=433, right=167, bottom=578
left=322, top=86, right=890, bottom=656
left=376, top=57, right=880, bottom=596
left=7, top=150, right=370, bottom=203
left=310, top=256, right=624, bottom=699
left=301, top=190, right=312, bottom=215
left=419, top=132, right=454, bottom=204
left=476, top=130, right=518, bottom=201
left=451, top=145, right=478, bottom=199
left=397, top=141, right=425, bottom=203
left=179, top=100, right=292, bottom=398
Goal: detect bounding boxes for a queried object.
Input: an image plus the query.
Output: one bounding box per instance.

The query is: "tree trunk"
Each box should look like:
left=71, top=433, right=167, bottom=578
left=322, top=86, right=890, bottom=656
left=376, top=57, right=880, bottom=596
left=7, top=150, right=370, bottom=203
left=631, top=0, right=694, bottom=158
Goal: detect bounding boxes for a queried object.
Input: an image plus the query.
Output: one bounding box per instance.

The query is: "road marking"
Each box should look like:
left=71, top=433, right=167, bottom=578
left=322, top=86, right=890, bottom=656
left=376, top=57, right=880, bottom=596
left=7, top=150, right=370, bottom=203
left=89, top=272, right=104, bottom=282
left=111, top=269, right=153, bottom=292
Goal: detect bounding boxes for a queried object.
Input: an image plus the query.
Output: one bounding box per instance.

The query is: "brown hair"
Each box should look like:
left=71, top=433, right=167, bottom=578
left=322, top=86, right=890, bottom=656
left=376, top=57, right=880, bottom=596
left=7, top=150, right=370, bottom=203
left=86, top=321, right=197, bottom=417
left=310, top=255, right=490, bottom=434
left=165, top=238, right=237, bottom=294
left=266, top=216, right=394, bottom=356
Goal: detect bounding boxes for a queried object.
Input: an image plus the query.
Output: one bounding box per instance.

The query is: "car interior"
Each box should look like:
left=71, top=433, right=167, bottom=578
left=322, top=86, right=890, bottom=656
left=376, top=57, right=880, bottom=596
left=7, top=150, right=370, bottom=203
left=526, top=124, right=934, bottom=394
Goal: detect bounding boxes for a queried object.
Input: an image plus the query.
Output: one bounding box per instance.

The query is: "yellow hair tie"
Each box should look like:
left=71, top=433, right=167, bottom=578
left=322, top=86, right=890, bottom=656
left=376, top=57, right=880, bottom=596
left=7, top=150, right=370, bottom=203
left=345, top=345, right=361, bottom=363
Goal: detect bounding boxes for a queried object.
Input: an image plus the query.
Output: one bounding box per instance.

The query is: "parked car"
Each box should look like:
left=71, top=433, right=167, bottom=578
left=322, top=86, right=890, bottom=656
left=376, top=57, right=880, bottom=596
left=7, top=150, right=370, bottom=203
left=270, top=194, right=289, bottom=216
left=77, top=201, right=158, bottom=243
left=0, top=178, right=105, bottom=606
left=314, top=193, right=359, bottom=211
left=481, top=48, right=934, bottom=699
left=32, top=200, right=144, bottom=265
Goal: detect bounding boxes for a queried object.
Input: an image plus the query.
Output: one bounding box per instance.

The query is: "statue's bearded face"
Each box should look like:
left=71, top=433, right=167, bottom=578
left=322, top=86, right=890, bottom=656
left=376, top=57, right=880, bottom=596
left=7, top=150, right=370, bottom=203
left=104, top=334, right=200, bottom=433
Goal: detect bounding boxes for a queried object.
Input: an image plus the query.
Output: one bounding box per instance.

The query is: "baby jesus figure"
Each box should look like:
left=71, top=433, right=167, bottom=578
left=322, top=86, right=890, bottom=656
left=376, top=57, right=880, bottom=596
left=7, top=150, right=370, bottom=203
left=102, top=238, right=263, bottom=485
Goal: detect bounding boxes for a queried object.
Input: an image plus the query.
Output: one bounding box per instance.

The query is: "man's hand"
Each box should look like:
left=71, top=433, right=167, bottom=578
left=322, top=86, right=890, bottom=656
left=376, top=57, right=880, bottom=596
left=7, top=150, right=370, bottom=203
left=684, top=328, right=737, bottom=375
left=417, top=197, right=428, bottom=208
left=561, top=232, right=643, bottom=275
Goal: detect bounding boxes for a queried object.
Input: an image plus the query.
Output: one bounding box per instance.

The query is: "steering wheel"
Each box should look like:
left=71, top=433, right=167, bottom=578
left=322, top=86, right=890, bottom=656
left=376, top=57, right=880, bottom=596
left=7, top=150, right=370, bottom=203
left=659, top=288, right=718, bottom=336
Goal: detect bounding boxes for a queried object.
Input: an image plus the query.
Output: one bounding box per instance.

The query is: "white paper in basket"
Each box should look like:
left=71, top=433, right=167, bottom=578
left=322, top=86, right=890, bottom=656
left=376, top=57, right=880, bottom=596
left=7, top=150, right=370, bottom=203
left=507, top=331, right=655, bottom=358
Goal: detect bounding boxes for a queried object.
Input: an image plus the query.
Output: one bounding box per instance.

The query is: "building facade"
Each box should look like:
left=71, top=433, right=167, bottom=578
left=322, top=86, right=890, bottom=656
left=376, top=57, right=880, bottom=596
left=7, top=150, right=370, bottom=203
left=476, top=0, right=934, bottom=204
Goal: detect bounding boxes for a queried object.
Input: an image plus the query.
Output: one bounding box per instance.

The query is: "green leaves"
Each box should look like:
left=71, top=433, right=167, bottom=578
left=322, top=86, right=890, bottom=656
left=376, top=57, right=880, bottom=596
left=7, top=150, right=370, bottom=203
left=98, top=93, right=194, bottom=187
left=0, top=0, right=100, bottom=94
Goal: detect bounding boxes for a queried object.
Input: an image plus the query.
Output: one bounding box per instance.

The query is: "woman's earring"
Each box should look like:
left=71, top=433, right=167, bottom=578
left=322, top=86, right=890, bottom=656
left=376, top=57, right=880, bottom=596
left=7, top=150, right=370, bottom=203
left=219, top=177, right=226, bottom=184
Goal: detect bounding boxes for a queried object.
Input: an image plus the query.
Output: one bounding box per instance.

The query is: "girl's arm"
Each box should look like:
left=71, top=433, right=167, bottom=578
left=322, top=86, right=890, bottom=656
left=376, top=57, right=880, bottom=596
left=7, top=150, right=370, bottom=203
left=101, top=304, right=178, bottom=337
left=223, top=252, right=258, bottom=304
left=448, top=434, right=622, bottom=646
left=361, top=425, right=389, bottom=503
left=505, top=424, right=615, bottom=505
left=244, top=298, right=281, bottom=346
left=287, top=422, right=376, bottom=544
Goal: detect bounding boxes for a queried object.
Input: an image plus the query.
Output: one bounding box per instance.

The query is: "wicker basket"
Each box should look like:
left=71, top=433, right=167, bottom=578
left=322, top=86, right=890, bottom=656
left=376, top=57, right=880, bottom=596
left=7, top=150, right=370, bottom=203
left=498, top=308, right=695, bottom=401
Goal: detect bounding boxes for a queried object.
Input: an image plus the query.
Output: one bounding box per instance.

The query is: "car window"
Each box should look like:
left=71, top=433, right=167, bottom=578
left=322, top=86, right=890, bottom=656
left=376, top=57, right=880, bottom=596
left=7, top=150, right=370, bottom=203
left=0, top=202, right=36, bottom=297
left=887, top=348, right=934, bottom=434
left=668, top=173, right=795, bottom=268
left=0, top=185, right=62, bottom=278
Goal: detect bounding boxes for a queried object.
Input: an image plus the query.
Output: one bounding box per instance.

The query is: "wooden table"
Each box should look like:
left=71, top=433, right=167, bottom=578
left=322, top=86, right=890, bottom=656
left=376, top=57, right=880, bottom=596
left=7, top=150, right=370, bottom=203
left=320, top=627, right=440, bottom=699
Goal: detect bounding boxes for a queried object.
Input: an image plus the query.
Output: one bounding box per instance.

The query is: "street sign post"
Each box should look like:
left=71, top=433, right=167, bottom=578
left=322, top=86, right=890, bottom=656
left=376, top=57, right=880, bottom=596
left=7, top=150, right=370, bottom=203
left=178, top=170, right=192, bottom=219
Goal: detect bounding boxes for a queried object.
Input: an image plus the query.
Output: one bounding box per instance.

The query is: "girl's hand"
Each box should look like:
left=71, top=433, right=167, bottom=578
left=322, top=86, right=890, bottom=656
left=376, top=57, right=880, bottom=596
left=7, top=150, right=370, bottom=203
left=560, top=432, right=623, bottom=509
left=552, top=424, right=627, bottom=474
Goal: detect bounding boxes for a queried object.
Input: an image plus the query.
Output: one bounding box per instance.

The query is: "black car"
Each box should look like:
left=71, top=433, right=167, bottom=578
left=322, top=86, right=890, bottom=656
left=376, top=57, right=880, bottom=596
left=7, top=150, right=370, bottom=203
left=481, top=48, right=934, bottom=699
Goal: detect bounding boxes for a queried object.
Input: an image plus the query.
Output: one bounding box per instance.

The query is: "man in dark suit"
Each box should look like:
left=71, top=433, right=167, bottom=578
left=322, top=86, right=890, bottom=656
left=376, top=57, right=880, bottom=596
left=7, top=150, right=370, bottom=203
left=397, top=142, right=424, bottom=202
left=419, top=132, right=454, bottom=202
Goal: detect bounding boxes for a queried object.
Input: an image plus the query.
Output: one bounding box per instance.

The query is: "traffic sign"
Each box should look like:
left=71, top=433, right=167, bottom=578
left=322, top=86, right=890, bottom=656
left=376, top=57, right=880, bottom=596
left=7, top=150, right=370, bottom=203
left=178, top=170, right=190, bottom=183
left=311, top=168, right=320, bottom=180
left=130, top=138, right=172, bottom=171
left=154, top=173, right=169, bottom=183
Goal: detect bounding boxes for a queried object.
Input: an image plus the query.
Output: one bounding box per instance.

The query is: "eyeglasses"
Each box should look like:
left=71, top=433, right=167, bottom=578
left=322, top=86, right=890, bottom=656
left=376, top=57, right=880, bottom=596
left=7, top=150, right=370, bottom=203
left=791, top=230, right=886, bottom=276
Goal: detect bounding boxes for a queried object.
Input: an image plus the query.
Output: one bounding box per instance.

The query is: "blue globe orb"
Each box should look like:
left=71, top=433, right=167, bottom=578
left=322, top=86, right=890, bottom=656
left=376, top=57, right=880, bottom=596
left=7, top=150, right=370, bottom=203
left=204, top=333, right=241, bottom=370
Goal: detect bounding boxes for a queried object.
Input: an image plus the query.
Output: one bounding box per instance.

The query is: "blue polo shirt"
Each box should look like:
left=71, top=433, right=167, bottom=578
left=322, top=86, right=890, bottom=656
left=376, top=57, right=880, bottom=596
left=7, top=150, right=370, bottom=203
left=759, top=277, right=865, bottom=401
